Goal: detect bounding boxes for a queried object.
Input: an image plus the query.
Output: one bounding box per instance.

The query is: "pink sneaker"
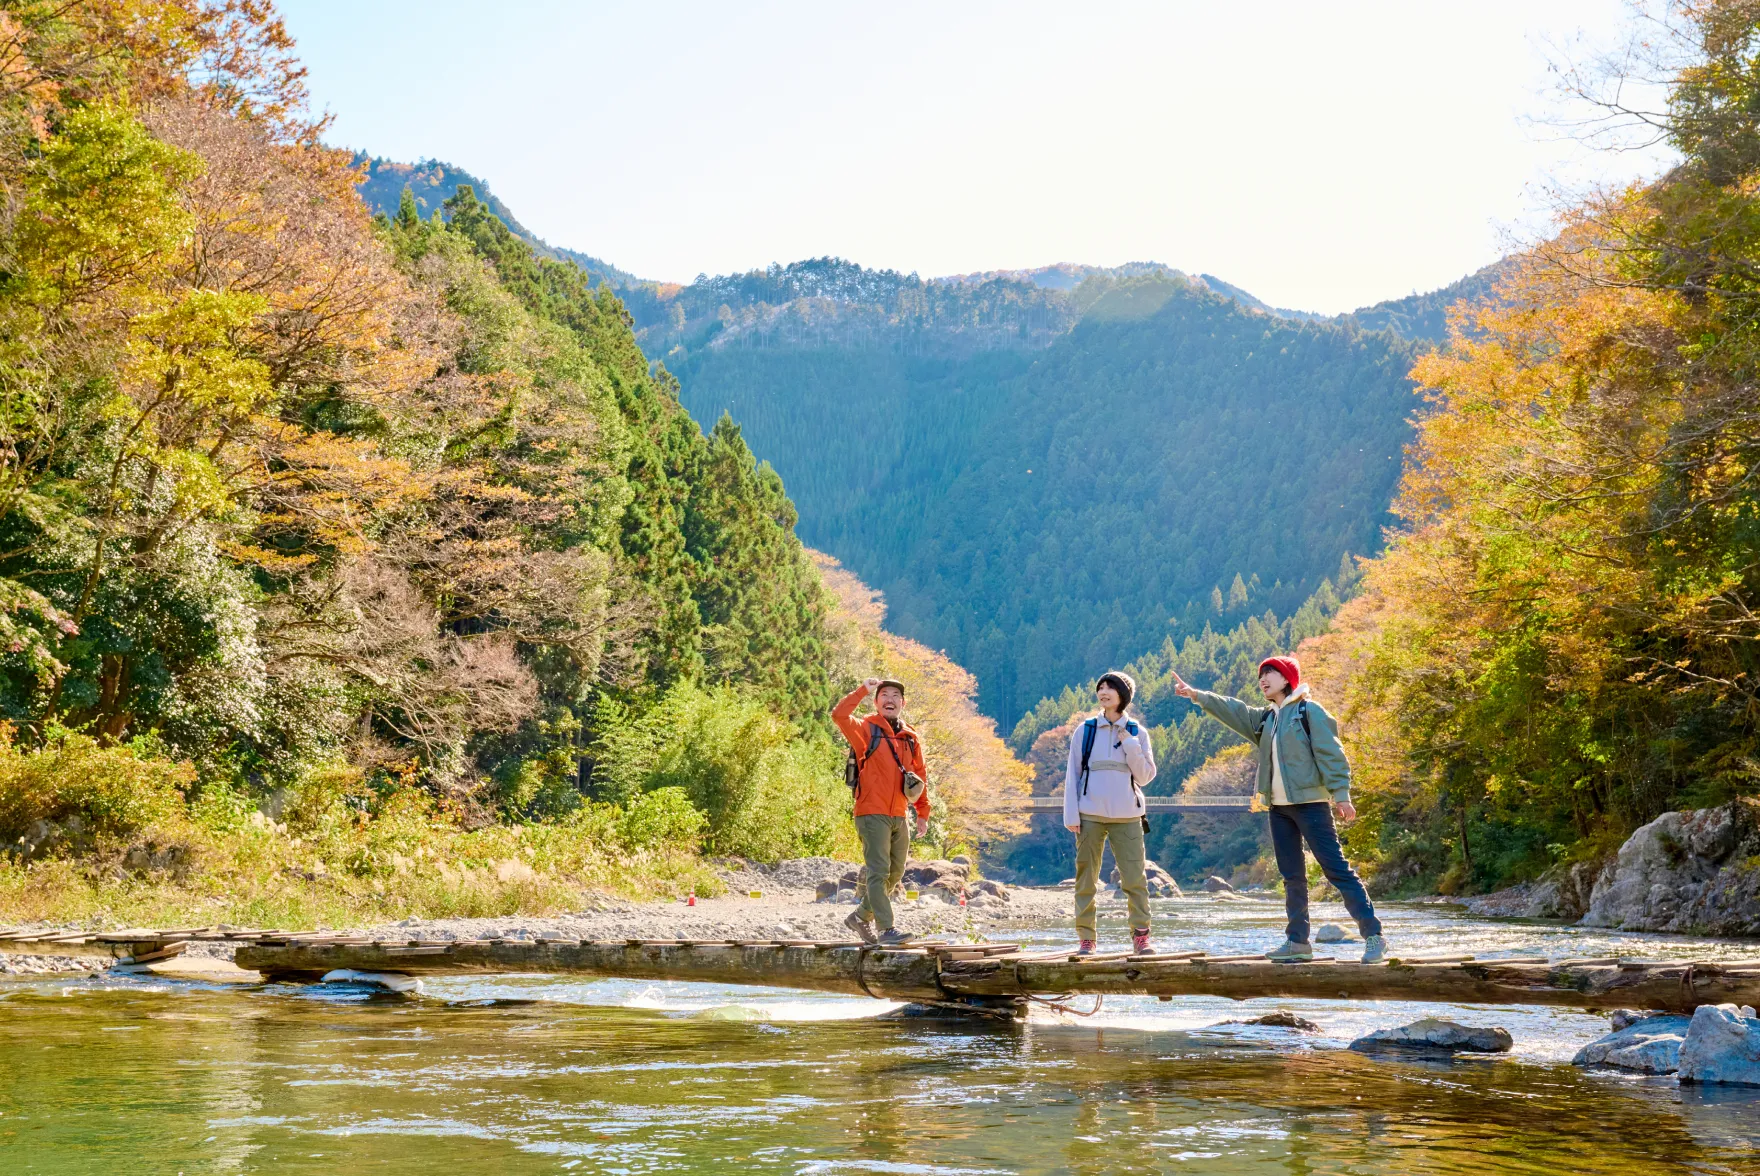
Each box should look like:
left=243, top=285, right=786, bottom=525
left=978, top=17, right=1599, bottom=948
left=1076, top=939, right=1097, bottom=956
left=1131, top=928, right=1153, bottom=955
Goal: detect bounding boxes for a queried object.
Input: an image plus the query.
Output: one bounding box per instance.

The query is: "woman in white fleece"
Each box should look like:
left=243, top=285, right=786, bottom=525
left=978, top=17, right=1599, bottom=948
left=1063, top=671, right=1158, bottom=955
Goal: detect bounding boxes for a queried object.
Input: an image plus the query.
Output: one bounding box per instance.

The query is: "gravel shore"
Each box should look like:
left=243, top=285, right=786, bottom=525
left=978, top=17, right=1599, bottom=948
left=3, top=859, right=1091, bottom=969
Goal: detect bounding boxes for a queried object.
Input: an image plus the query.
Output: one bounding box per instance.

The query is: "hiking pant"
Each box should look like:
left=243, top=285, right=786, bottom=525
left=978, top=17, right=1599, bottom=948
left=855, top=814, right=910, bottom=931
left=1074, top=817, right=1150, bottom=939
left=1270, top=801, right=1382, bottom=944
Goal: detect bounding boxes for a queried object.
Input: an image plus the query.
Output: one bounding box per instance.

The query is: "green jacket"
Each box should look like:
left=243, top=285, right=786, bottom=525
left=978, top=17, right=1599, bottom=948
left=1188, top=685, right=1351, bottom=805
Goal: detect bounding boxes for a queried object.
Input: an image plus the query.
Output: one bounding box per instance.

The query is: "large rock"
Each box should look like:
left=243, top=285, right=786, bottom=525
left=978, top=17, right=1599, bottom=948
left=1462, top=861, right=1600, bottom=921
left=1109, top=859, right=1182, bottom=897
left=1678, top=1003, right=1760, bottom=1087
left=1572, top=1013, right=1691, bottom=1073
left=901, top=859, right=969, bottom=891
left=1349, top=1018, right=1513, bottom=1055
left=971, top=878, right=1010, bottom=901
left=1313, top=923, right=1353, bottom=943
left=1581, top=799, right=1760, bottom=935
left=1203, top=875, right=1236, bottom=894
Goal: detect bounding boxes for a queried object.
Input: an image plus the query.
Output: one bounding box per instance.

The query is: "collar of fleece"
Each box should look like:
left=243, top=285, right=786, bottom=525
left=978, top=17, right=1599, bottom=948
left=1273, top=683, right=1310, bottom=710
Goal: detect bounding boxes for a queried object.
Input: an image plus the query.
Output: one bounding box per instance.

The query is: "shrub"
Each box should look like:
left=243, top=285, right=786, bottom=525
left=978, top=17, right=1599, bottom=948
left=0, top=725, right=194, bottom=845
left=591, top=681, right=855, bottom=861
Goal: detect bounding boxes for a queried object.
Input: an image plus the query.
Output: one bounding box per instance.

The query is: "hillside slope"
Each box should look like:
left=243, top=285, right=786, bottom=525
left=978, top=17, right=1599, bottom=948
left=669, top=270, right=1417, bottom=725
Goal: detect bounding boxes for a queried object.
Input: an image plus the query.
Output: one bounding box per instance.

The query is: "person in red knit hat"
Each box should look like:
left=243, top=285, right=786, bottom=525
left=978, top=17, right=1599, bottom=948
left=1171, top=655, right=1388, bottom=964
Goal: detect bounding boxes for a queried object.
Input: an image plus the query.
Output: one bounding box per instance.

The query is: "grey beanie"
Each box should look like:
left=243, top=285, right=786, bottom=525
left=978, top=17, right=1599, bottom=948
left=1095, top=671, right=1136, bottom=710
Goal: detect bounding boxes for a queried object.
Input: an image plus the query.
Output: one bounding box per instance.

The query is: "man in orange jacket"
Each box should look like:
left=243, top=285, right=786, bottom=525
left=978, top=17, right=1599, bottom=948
left=832, top=676, right=930, bottom=945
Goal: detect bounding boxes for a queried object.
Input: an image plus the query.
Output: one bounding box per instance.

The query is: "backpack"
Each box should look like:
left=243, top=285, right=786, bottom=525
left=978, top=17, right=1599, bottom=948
left=1255, top=699, right=1313, bottom=748
left=844, top=724, right=886, bottom=796
left=1079, top=716, right=1150, bottom=834
left=844, top=722, right=926, bottom=803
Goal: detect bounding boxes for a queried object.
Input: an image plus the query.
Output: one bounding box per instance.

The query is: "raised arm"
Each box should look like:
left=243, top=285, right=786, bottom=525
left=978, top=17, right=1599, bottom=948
left=831, top=680, right=876, bottom=751
left=1125, top=721, right=1157, bottom=789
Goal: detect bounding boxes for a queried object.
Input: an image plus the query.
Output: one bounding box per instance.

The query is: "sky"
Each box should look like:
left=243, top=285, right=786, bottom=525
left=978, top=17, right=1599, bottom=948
left=279, top=0, right=1674, bottom=314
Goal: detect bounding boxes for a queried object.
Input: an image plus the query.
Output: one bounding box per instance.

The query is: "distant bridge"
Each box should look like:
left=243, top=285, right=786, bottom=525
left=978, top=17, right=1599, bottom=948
left=1005, top=796, right=1256, bottom=815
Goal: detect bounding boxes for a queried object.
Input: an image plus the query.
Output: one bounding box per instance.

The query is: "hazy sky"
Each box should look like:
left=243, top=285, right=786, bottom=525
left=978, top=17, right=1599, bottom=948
left=280, top=1, right=1670, bottom=313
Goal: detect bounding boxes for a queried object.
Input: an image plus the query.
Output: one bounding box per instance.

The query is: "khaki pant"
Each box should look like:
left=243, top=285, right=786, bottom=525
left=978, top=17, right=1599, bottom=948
left=855, top=814, right=910, bottom=930
left=1074, top=817, right=1150, bottom=938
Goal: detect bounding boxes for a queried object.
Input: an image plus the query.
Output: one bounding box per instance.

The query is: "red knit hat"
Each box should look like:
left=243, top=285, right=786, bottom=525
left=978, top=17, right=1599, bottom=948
left=1258, top=656, right=1301, bottom=691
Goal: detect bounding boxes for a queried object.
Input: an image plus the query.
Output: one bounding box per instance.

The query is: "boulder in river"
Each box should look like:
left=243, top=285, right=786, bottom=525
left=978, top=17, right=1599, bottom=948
left=1110, top=859, right=1182, bottom=897
left=1572, top=1013, right=1691, bottom=1074
left=1349, top=1018, right=1513, bottom=1055
left=1203, top=875, right=1236, bottom=894
left=1678, top=1003, right=1760, bottom=1087
left=1220, top=1010, right=1320, bottom=1031
left=1581, top=798, right=1760, bottom=935
left=1313, top=923, right=1352, bottom=943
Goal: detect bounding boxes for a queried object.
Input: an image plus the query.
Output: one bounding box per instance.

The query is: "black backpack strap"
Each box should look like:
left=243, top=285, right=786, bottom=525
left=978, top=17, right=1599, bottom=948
left=1079, top=718, right=1097, bottom=795
left=1299, top=699, right=1312, bottom=743
left=849, top=724, right=887, bottom=798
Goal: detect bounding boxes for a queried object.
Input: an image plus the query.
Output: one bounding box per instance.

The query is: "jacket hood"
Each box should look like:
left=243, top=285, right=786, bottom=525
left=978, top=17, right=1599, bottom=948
left=1273, top=683, right=1311, bottom=709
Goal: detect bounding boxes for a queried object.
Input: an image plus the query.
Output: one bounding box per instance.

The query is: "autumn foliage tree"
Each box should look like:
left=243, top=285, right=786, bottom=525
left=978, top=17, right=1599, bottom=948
left=0, top=1, right=842, bottom=847
left=1322, top=0, right=1760, bottom=893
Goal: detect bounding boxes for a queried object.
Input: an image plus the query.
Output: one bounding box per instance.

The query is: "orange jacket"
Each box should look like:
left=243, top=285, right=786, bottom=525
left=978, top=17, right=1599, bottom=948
left=832, top=684, right=931, bottom=820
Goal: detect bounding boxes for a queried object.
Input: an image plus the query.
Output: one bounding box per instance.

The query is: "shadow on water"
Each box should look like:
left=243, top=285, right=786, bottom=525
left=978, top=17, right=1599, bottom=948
left=2, top=971, right=1758, bottom=1175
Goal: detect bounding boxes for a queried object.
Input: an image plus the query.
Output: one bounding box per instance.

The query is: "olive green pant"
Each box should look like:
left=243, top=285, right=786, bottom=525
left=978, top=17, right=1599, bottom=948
left=1074, top=817, right=1151, bottom=938
left=855, top=814, right=910, bottom=931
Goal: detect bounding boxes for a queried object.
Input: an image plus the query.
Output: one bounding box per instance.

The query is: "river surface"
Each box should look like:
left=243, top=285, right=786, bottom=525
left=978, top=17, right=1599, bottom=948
left=5, top=896, right=1759, bottom=1174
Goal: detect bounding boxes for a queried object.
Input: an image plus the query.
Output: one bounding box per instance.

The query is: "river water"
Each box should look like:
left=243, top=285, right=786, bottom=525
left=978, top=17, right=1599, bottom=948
left=5, top=896, right=1759, bottom=1174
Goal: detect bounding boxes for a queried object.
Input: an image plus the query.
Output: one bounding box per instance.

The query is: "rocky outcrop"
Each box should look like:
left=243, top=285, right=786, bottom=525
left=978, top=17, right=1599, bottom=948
left=1582, top=799, right=1760, bottom=936
left=1678, top=1004, right=1760, bottom=1087
left=1572, top=1013, right=1691, bottom=1073
left=1461, top=861, right=1600, bottom=921
left=1203, top=875, right=1236, bottom=894
left=1349, top=1018, right=1513, bottom=1055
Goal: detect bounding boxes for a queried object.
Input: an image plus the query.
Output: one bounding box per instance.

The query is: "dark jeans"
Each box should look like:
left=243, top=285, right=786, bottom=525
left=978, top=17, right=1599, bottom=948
left=1270, top=802, right=1382, bottom=944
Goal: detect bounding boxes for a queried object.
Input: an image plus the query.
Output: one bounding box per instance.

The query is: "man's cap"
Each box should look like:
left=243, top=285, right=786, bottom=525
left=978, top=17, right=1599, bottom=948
left=875, top=678, right=906, bottom=697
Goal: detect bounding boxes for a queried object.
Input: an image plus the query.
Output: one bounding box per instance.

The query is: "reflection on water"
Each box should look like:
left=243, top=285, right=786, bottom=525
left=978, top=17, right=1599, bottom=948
left=3, top=898, right=1757, bottom=1174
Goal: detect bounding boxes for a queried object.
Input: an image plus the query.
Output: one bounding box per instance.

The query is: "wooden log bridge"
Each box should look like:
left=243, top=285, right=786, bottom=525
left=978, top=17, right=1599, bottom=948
left=5, top=927, right=1757, bottom=1014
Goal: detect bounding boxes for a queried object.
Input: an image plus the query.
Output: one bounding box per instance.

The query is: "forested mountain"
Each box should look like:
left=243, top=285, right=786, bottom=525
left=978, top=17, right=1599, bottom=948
left=352, top=159, right=1484, bottom=734
left=355, top=156, right=640, bottom=288
left=658, top=268, right=1419, bottom=726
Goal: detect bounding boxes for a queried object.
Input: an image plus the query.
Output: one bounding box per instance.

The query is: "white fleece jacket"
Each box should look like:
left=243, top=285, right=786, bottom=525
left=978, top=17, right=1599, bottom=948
left=1062, top=713, right=1158, bottom=825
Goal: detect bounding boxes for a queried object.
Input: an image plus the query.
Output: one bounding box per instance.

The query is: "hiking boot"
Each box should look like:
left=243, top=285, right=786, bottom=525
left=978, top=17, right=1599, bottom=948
left=1131, top=928, right=1153, bottom=956
left=844, top=910, right=877, bottom=944
left=876, top=928, right=915, bottom=947
left=1265, top=939, right=1314, bottom=963
left=1360, top=934, right=1388, bottom=965
left=1075, top=939, right=1097, bottom=956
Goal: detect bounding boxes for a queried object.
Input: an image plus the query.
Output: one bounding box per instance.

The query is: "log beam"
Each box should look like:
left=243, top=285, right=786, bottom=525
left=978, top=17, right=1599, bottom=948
left=936, top=954, right=1760, bottom=1013
left=237, top=939, right=951, bottom=1003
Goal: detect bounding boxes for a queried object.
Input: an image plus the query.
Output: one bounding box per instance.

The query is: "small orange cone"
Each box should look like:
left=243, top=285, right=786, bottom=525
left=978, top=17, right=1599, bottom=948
left=687, top=892, right=696, bottom=907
